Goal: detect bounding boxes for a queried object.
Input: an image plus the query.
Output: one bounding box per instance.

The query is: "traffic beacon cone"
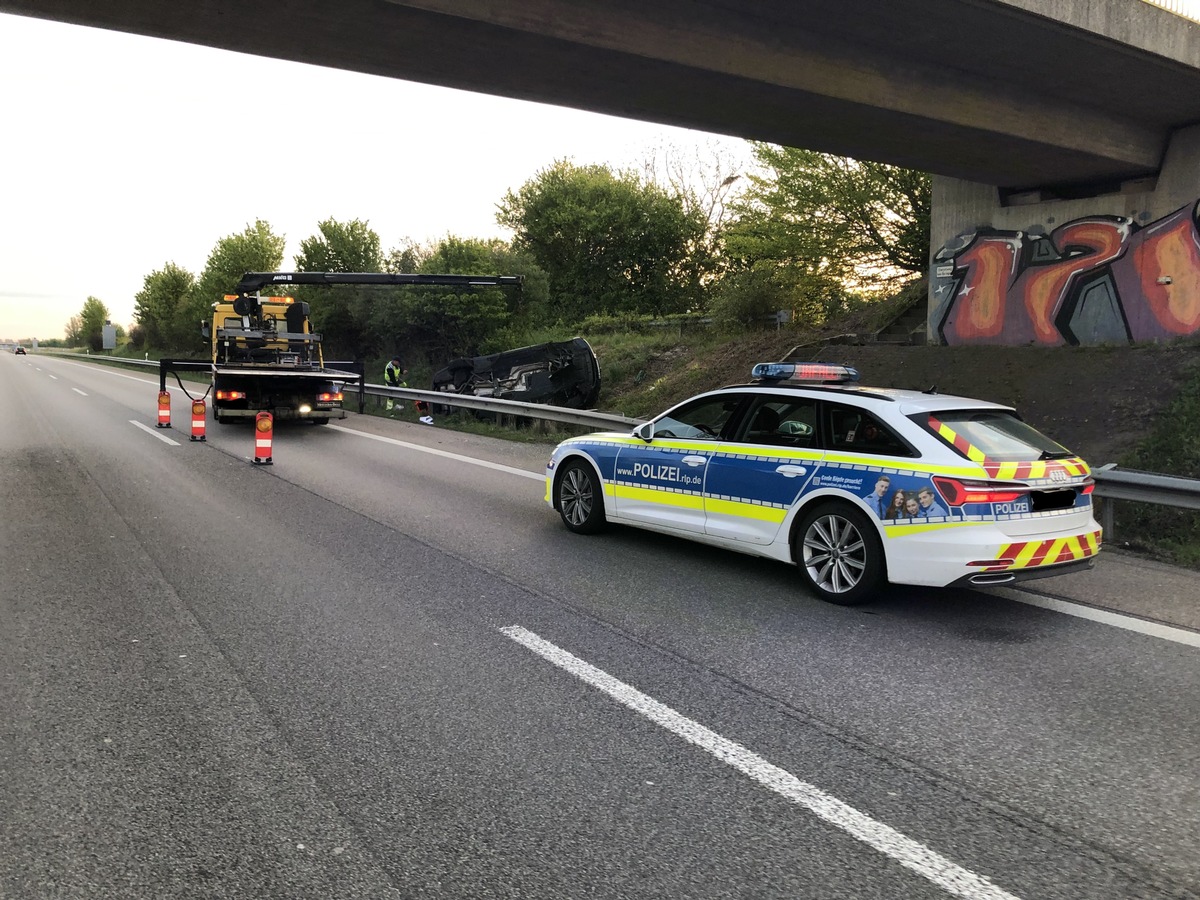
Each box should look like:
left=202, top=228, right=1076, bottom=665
left=190, top=400, right=207, bottom=442
left=253, top=411, right=273, bottom=465
left=156, top=391, right=171, bottom=428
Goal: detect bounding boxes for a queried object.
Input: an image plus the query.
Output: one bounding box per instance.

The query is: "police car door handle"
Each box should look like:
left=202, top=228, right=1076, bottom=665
left=775, top=465, right=808, bottom=477
left=681, top=455, right=708, bottom=467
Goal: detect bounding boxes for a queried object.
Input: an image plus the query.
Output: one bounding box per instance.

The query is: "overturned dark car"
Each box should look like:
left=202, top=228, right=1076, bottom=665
left=431, top=338, right=601, bottom=409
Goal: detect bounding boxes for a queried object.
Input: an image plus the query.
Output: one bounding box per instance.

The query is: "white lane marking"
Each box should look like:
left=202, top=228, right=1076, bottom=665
left=990, top=587, right=1200, bottom=648
left=500, top=625, right=1021, bottom=900
left=327, top=423, right=544, bottom=481
left=130, top=420, right=180, bottom=446
left=72, top=388, right=88, bottom=396
left=48, top=374, right=57, bottom=379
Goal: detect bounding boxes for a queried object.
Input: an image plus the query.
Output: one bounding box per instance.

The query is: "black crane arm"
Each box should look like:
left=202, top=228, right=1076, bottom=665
left=234, top=271, right=523, bottom=294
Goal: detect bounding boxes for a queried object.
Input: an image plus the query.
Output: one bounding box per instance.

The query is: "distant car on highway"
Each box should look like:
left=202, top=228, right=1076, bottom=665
left=14, top=345, right=26, bottom=355
left=545, top=362, right=1100, bottom=605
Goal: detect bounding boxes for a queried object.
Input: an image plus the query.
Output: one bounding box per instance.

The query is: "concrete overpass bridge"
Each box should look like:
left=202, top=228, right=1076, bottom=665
left=5, top=0, right=1200, bottom=345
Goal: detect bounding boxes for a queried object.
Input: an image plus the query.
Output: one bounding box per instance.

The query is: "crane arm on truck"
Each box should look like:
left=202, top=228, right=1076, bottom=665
left=234, top=271, right=523, bottom=295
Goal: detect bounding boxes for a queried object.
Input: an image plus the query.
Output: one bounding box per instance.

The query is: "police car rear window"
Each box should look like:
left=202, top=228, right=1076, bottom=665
left=922, top=410, right=1072, bottom=462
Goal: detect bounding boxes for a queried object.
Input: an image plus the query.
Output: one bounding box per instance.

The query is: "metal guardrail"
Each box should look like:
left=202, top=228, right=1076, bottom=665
left=41, top=352, right=1200, bottom=519
left=1092, top=464, right=1200, bottom=537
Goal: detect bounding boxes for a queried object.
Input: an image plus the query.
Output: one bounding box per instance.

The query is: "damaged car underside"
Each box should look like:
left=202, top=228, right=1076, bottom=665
left=431, top=338, right=601, bottom=409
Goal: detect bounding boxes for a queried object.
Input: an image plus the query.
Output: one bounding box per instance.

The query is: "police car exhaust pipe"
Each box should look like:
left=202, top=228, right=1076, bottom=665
left=968, top=573, right=1017, bottom=585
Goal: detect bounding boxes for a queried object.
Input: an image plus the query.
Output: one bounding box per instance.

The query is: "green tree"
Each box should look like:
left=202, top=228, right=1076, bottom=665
left=370, top=236, right=546, bottom=362
left=133, top=262, right=195, bottom=350
left=729, top=145, right=931, bottom=290
left=384, top=239, right=427, bottom=275
left=296, top=217, right=383, bottom=272
left=64, top=314, right=83, bottom=347
left=178, top=220, right=286, bottom=353
left=497, top=160, right=708, bottom=323
left=294, top=218, right=385, bottom=359
left=79, top=296, right=109, bottom=351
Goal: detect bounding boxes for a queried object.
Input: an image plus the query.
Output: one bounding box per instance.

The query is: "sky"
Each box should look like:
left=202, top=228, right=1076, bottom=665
left=0, top=13, right=754, bottom=342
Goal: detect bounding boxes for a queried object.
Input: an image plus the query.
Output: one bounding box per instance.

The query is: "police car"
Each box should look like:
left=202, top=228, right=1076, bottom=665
left=544, top=362, right=1100, bottom=605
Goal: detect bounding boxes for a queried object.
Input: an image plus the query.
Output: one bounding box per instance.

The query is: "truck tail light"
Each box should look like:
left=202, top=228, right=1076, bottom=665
left=932, top=476, right=1027, bottom=507
left=215, top=390, right=246, bottom=401
left=317, top=391, right=343, bottom=402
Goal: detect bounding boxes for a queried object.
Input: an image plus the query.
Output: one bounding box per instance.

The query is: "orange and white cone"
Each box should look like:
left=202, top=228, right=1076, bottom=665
left=190, top=400, right=207, bottom=442
left=156, top=391, right=171, bottom=428
left=253, top=411, right=273, bottom=465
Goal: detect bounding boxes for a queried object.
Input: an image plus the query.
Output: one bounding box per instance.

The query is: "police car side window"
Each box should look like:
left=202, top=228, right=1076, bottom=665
left=737, top=397, right=817, bottom=447
left=654, top=396, right=740, bottom=440
left=824, top=403, right=912, bottom=457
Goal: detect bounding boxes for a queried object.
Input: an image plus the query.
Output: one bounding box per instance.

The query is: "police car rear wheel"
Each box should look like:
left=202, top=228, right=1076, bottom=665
left=557, top=459, right=606, bottom=534
left=794, top=502, right=884, bottom=606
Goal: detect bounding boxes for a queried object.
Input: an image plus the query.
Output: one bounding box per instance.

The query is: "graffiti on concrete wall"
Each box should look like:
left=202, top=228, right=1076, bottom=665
left=931, top=202, right=1200, bottom=345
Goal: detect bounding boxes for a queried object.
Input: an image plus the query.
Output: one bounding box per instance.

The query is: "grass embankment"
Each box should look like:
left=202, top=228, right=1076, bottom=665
left=1116, top=367, right=1200, bottom=567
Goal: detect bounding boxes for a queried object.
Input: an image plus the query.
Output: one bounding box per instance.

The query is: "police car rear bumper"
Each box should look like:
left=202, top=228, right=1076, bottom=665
left=948, top=556, right=1095, bottom=588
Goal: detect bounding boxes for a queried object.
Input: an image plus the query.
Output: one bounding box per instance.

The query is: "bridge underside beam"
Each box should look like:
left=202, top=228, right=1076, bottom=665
left=4, top=0, right=1198, bottom=190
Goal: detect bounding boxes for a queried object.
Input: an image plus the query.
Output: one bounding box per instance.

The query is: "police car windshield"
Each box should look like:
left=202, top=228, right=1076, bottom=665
left=924, top=410, right=1072, bottom=462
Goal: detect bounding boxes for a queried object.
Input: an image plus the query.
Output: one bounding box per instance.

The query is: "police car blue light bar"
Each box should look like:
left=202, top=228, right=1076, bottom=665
left=751, top=362, right=860, bottom=383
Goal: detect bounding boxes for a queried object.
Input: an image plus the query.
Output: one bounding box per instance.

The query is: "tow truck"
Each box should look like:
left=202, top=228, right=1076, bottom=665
left=159, top=271, right=522, bottom=424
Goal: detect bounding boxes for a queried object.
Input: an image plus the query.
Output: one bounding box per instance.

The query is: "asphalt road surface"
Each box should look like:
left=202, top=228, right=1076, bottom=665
left=3, top=353, right=1198, bottom=900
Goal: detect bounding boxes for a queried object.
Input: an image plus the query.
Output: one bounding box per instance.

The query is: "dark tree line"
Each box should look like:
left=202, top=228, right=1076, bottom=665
left=109, top=146, right=929, bottom=363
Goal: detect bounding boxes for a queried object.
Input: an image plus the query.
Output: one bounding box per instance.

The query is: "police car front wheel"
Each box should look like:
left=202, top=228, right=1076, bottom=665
left=556, top=459, right=606, bottom=534
left=794, top=502, right=885, bottom=606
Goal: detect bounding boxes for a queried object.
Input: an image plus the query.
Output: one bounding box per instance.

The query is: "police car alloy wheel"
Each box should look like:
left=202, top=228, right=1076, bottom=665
left=557, top=459, right=606, bottom=534
left=794, top=501, right=885, bottom=606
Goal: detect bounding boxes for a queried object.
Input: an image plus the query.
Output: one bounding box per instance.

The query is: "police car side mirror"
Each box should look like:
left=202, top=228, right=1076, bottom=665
left=634, top=421, right=655, bottom=442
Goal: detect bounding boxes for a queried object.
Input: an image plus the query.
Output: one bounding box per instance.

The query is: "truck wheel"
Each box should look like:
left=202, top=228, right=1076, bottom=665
left=793, top=501, right=885, bottom=605
left=556, top=459, right=606, bottom=534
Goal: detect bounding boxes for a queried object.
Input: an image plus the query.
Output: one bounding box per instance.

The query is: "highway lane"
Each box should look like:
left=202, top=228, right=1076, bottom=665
left=3, top=353, right=1199, bottom=899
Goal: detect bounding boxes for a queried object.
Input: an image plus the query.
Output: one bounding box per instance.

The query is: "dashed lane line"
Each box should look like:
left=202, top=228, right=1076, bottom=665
left=501, top=625, right=1022, bottom=900
left=327, top=423, right=543, bottom=481
left=129, top=420, right=180, bottom=446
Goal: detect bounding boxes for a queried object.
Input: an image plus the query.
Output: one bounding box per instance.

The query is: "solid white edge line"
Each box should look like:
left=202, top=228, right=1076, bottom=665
left=72, top=388, right=88, bottom=396
left=499, top=625, right=1022, bottom=900
left=327, top=423, right=544, bottom=481
left=989, top=587, right=1200, bottom=648
left=129, top=419, right=180, bottom=446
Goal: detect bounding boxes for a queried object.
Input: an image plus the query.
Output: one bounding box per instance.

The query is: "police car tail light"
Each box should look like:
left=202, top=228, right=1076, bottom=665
left=215, top=390, right=246, bottom=401
left=933, top=476, right=1026, bottom=507
left=751, top=362, right=860, bottom=384
left=1081, top=481, right=1095, bottom=495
